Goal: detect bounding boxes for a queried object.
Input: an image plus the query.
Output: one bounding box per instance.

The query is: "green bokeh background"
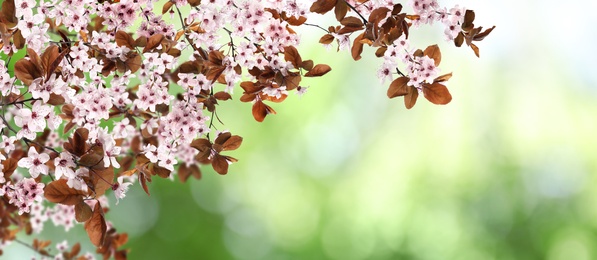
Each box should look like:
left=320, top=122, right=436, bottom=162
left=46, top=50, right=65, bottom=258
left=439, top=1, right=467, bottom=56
left=6, top=0, right=597, bottom=259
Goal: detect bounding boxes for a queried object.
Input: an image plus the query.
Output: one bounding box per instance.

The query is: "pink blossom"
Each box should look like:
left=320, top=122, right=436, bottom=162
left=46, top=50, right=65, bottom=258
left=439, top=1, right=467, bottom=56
left=18, top=147, right=50, bottom=178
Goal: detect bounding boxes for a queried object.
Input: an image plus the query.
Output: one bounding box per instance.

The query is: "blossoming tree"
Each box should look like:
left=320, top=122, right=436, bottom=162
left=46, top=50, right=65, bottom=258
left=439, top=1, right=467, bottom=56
left=0, top=0, right=493, bottom=258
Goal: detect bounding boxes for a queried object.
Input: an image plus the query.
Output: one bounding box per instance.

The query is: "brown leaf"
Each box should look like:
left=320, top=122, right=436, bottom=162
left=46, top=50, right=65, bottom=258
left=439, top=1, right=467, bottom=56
left=0, top=0, right=17, bottom=27
left=423, top=44, right=441, bottom=66
left=340, top=16, right=363, bottom=27
left=319, top=34, right=335, bottom=45
left=47, top=93, right=65, bottom=105
left=85, top=202, right=107, bottom=247
left=214, top=91, right=232, bottom=101
left=304, top=64, right=331, bottom=77
left=222, top=135, right=243, bottom=151
left=473, top=26, right=495, bottom=42
left=78, top=146, right=104, bottom=168
left=454, top=32, right=464, bottom=47
left=162, top=1, right=174, bottom=14
left=423, top=82, right=452, bottom=105
left=71, top=128, right=89, bottom=156
left=152, top=164, right=171, bottom=178
left=2, top=158, right=18, bottom=179
left=178, top=164, right=190, bottom=183
left=462, top=10, right=475, bottom=31
left=310, top=0, right=337, bottom=14
left=75, top=200, right=93, bottom=222
left=214, top=132, right=232, bottom=145
left=252, top=100, right=276, bottom=122
left=190, top=138, right=212, bottom=151
left=40, top=45, right=59, bottom=73
left=283, top=46, right=302, bottom=69
left=143, top=33, right=164, bottom=53
left=351, top=33, right=365, bottom=61
left=13, top=29, right=25, bottom=49
left=387, top=76, right=410, bottom=98
left=115, top=30, right=135, bottom=49
left=470, top=43, right=480, bottom=57
left=124, top=52, right=142, bottom=73
left=46, top=47, right=69, bottom=80
left=90, top=166, right=114, bottom=197
left=368, top=7, right=390, bottom=24
left=14, top=59, right=42, bottom=86
left=301, top=60, right=314, bottom=71
left=404, top=86, right=419, bottom=109
left=44, top=179, right=87, bottom=205
left=135, top=36, right=147, bottom=47
left=68, top=243, right=81, bottom=258
left=138, top=172, right=151, bottom=196
left=334, top=0, right=348, bottom=21
left=211, top=154, right=229, bottom=175
left=434, top=73, right=453, bottom=83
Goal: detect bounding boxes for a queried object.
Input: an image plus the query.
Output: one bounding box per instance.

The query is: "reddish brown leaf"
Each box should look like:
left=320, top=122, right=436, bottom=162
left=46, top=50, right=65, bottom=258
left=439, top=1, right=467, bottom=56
left=423, top=82, right=452, bottom=105
left=454, top=32, right=465, bottom=47
left=222, top=135, right=243, bottom=151
left=124, top=52, right=142, bottom=73
left=143, top=33, right=164, bottom=53
left=368, top=7, right=390, bottom=24
left=434, top=73, right=453, bottom=83
left=252, top=101, right=267, bottom=122
left=190, top=138, right=212, bottom=151
left=214, top=132, right=232, bottom=145
left=351, top=33, right=365, bottom=61
left=473, top=26, right=496, bottom=42
left=44, top=179, right=87, bottom=205
left=423, top=44, right=441, bottom=66
left=71, top=128, right=89, bottom=156
left=462, top=10, right=475, bottom=31
left=214, top=91, right=232, bottom=101
left=78, top=146, right=104, bottom=168
left=0, top=0, right=17, bottom=27
left=404, top=86, right=419, bottom=109
left=283, top=46, right=302, bottom=69
left=304, top=64, right=331, bottom=77
left=75, top=200, right=93, bottom=222
left=152, top=164, right=171, bottom=178
left=46, top=47, right=69, bottom=80
left=334, top=0, right=348, bottom=21
left=47, top=93, right=65, bottom=105
left=211, top=154, right=229, bottom=175
left=138, top=172, right=151, bottom=196
left=2, top=158, right=18, bottom=178
left=115, top=30, right=135, bottom=49
left=340, top=16, right=363, bottom=27
left=162, top=1, right=174, bottom=14
left=13, top=29, right=25, bottom=49
left=252, top=100, right=276, bottom=122
left=85, top=202, right=107, bottom=247
left=40, top=45, right=59, bottom=73
left=301, top=60, right=314, bottom=71
left=470, top=43, right=480, bottom=57
left=387, top=76, right=410, bottom=98
left=319, top=34, right=334, bottom=45
left=310, top=0, right=337, bottom=14
left=178, top=164, right=191, bottom=183
left=90, top=166, right=114, bottom=197
left=14, top=59, right=41, bottom=86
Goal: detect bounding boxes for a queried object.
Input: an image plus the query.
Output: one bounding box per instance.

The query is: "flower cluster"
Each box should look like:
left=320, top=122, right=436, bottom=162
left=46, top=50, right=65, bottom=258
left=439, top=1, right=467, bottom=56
left=0, top=0, right=492, bottom=258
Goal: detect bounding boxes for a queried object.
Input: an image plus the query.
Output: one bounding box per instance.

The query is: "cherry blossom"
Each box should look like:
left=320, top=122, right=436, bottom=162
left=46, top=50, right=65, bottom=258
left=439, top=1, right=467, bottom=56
left=17, top=147, right=50, bottom=178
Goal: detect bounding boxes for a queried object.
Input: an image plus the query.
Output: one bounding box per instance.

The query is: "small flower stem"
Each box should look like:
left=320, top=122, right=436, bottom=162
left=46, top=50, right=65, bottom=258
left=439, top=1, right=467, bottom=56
left=303, top=23, right=330, bottom=33
left=344, top=1, right=368, bottom=25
